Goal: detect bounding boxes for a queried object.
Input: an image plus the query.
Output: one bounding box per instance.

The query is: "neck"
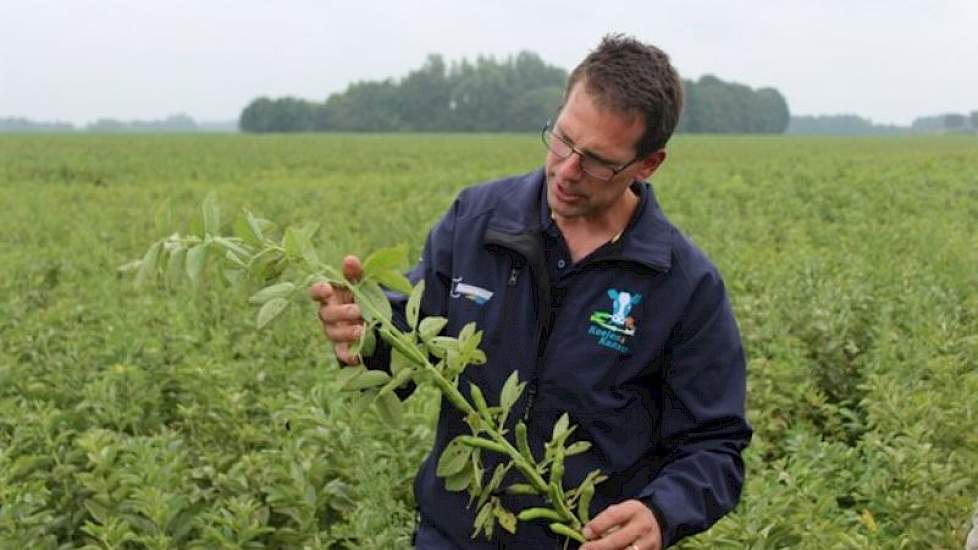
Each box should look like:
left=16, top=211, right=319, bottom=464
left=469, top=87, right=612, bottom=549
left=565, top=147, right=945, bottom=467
left=553, top=186, right=638, bottom=238
left=553, top=188, right=639, bottom=262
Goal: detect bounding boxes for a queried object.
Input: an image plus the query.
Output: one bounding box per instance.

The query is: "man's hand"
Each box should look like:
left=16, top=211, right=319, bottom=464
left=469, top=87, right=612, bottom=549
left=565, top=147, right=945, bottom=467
left=580, top=500, right=662, bottom=550
left=309, top=255, right=364, bottom=365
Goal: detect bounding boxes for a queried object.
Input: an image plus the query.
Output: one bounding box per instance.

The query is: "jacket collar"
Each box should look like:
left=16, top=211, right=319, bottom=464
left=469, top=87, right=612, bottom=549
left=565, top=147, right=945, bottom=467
left=485, top=167, right=674, bottom=273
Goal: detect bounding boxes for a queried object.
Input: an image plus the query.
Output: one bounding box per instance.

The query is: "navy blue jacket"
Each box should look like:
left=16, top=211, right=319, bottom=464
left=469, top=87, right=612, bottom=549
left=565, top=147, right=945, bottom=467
left=374, top=168, right=751, bottom=548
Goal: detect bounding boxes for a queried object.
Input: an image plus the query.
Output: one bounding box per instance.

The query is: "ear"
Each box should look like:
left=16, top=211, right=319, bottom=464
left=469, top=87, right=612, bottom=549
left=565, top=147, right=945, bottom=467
left=608, top=289, right=619, bottom=300
left=633, top=149, right=667, bottom=181
left=631, top=295, right=642, bottom=305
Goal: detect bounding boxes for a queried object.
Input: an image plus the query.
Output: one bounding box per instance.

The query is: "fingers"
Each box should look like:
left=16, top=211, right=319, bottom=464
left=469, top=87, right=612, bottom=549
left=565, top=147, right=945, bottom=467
left=333, top=342, right=361, bottom=366
left=310, top=280, right=353, bottom=306
left=310, top=274, right=364, bottom=367
left=342, top=255, right=363, bottom=282
left=324, top=321, right=363, bottom=343
left=583, top=502, right=632, bottom=541
left=309, top=280, right=333, bottom=303
left=580, top=501, right=661, bottom=550
left=319, top=302, right=362, bottom=325
left=580, top=523, right=642, bottom=550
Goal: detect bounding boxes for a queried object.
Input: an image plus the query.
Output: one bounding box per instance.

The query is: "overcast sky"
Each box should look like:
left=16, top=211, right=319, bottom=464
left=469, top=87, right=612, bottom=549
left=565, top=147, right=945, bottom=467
left=2, top=0, right=976, bottom=126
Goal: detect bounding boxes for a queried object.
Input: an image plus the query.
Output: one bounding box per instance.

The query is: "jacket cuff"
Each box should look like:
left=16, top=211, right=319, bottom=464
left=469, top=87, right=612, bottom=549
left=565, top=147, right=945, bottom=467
left=641, top=496, right=672, bottom=548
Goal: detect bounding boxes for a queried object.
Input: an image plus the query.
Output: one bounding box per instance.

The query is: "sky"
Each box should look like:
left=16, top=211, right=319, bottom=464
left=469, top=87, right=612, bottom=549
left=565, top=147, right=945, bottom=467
left=2, top=0, right=976, bottom=127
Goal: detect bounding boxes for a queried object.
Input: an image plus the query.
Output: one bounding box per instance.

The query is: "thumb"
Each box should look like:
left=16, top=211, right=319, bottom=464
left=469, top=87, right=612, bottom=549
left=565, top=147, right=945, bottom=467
left=343, top=255, right=363, bottom=283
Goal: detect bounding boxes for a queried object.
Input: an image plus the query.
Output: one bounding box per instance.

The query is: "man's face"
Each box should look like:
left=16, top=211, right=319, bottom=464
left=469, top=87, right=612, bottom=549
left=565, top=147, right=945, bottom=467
left=545, top=84, right=664, bottom=221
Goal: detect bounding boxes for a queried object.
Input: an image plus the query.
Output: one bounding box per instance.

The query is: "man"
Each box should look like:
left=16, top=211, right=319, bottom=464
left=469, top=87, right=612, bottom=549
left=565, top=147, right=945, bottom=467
left=311, top=34, right=751, bottom=549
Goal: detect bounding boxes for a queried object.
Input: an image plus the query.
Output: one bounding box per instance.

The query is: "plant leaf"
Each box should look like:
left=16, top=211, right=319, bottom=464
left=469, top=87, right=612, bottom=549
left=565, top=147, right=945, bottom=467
left=493, top=501, right=518, bottom=534
left=375, top=391, right=403, bottom=427
left=202, top=192, right=220, bottom=235
left=357, top=280, right=392, bottom=323
left=419, top=316, right=448, bottom=340
left=213, top=236, right=250, bottom=258
left=551, top=413, right=570, bottom=442
left=256, top=297, right=289, bottom=330
left=134, top=241, right=162, bottom=288
left=373, top=270, right=413, bottom=295
left=566, top=441, right=592, bottom=456
left=499, top=370, right=525, bottom=413
left=362, top=244, right=409, bottom=278
left=248, top=282, right=296, bottom=304
left=338, top=368, right=391, bottom=391
left=166, top=246, right=186, bottom=286
left=406, top=280, right=425, bottom=329
left=185, top=243, right=208, bottom=286
left=438, top=437, right=473, bottom=478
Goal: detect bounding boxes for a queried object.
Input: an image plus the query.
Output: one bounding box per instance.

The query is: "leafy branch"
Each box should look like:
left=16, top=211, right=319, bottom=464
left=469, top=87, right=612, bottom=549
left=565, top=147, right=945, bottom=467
left=122, top=194, right=604, bottom=543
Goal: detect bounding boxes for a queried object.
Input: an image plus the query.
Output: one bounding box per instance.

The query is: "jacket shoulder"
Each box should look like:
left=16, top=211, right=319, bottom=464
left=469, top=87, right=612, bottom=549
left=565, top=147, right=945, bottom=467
left=453, top=169, right=543, bottom=227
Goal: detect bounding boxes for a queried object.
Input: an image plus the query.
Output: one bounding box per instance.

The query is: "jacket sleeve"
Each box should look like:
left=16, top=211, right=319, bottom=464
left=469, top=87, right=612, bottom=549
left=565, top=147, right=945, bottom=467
left=636, top=266, right=752, bottom=548
left=362, top=197, right=459, bottom=378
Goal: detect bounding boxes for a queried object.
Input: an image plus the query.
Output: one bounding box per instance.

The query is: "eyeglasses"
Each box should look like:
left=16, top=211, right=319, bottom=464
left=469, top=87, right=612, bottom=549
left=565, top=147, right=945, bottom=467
left=541, top=121, right=640, bottom=182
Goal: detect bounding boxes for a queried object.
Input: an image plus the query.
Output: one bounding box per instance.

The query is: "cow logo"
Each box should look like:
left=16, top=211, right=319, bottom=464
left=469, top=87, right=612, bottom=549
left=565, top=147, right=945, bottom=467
left=588, top=289, right=642, bottom=352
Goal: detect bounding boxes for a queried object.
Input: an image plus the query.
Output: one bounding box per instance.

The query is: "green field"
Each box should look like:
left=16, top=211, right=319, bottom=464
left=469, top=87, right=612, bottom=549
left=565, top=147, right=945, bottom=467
left=2, top=134, right=977, bottom=548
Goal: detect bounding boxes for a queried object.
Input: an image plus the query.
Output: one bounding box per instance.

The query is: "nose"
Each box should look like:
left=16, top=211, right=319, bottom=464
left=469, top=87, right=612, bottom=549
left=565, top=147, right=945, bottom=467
left=553, top=150, right=584, bottom=181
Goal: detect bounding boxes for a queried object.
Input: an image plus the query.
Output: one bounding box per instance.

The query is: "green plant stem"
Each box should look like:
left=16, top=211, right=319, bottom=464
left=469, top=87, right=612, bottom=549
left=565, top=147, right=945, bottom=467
left=311, top=263, right=582, bottom=537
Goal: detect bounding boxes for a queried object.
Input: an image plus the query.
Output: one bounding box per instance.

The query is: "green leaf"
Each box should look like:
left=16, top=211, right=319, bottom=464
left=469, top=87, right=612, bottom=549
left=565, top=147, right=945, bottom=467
left=375, top=391, right=403, bottom=427
left=297, top=223, right=320, bottom=265
left=248, top=282, right=296, bottom=304
left=134, top=241, right=162, bottom=288
left=426, top=336, right=458, bottom=359
left=499, top=370, right=525, bottom=412
left=493, top=501, right=518, bottom=534
left=246, top=210, right=274, bottom=242
left=202, top=191, right=220, bottom=235
left=357, top=280, right=393, bottom=323
left=355, top=326, right=377, bottom=358
left=378, top=366, right=414, bottom=397
left=438, top=437, right=473, bottom=478
left=283, top=227, right=302, bottom=258
left=459, top=322, right=476, bottom=343
left=233, top=214, right=259, bottom=246
left=256, top=297, right=289, bottom=330
left=373, top=269, right=413, bottom=295
left=213, top=236, right=250, bottom=258
left=472, top=501, right=494, bottom=540
left=419, top=316, right=448, bottom=340
left=185, top=243, right=208, bottom=286
left=362, top=244, right=409, bottom=278
left=460, top=325, right=484, bottom=361
left=338, top=368, right=391, bottom=391
left=335, top=366, right=369, bottom=387
left=166, top=246, right=186, bottom=286
left=444, top=465, right=472, bottom=492
left=551, top=413, right=570, bottom=442
left=406, top=280, right=425, bottom=329
left=478, top=464, right=509, bottom=511
left=566, top=441, right=592, bottom=456
left=353, top=389, right=376, bottom=415
left=390, top=349, right=414, bottom=377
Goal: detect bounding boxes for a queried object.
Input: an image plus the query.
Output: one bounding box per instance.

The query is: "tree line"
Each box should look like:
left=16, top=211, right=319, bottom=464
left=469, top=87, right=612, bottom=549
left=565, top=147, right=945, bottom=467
left=788, top=111, right=978, bottom=135
left=239, top=52, right=791, bottom=134
left=0, top=115, right=236, bottom=133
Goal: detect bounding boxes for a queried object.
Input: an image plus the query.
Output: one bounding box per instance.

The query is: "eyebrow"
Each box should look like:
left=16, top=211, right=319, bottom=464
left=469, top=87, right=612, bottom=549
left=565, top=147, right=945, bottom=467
left=554, top=124, right=619, bottom=166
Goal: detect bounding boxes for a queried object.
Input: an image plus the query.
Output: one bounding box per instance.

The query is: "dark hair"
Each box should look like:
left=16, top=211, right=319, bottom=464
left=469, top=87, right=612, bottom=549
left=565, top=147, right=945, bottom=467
left=565, top=33, right=684, bottom=155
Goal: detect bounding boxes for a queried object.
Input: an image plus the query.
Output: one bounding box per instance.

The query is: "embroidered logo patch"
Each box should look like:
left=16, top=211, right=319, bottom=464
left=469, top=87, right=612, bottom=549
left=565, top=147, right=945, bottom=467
left=588, top=288, right=642, bottom=352
left=450, top=277, right=494, bottom=305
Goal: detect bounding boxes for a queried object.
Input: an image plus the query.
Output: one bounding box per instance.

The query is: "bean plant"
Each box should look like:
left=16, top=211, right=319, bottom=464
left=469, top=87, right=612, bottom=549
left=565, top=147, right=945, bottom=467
left=124, top=193, right=605, bottom=545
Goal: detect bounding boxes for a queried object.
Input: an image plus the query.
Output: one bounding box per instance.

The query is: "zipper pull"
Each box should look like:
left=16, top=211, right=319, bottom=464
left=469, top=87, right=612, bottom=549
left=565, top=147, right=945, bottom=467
left=521, top=380, right=538, bottom=422
left=508, top=266, right=520, bottom=286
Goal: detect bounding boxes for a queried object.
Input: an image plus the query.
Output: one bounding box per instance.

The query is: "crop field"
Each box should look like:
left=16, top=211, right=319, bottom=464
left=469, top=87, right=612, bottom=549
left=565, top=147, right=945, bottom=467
left=1, top=133, right=977, bottom=548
